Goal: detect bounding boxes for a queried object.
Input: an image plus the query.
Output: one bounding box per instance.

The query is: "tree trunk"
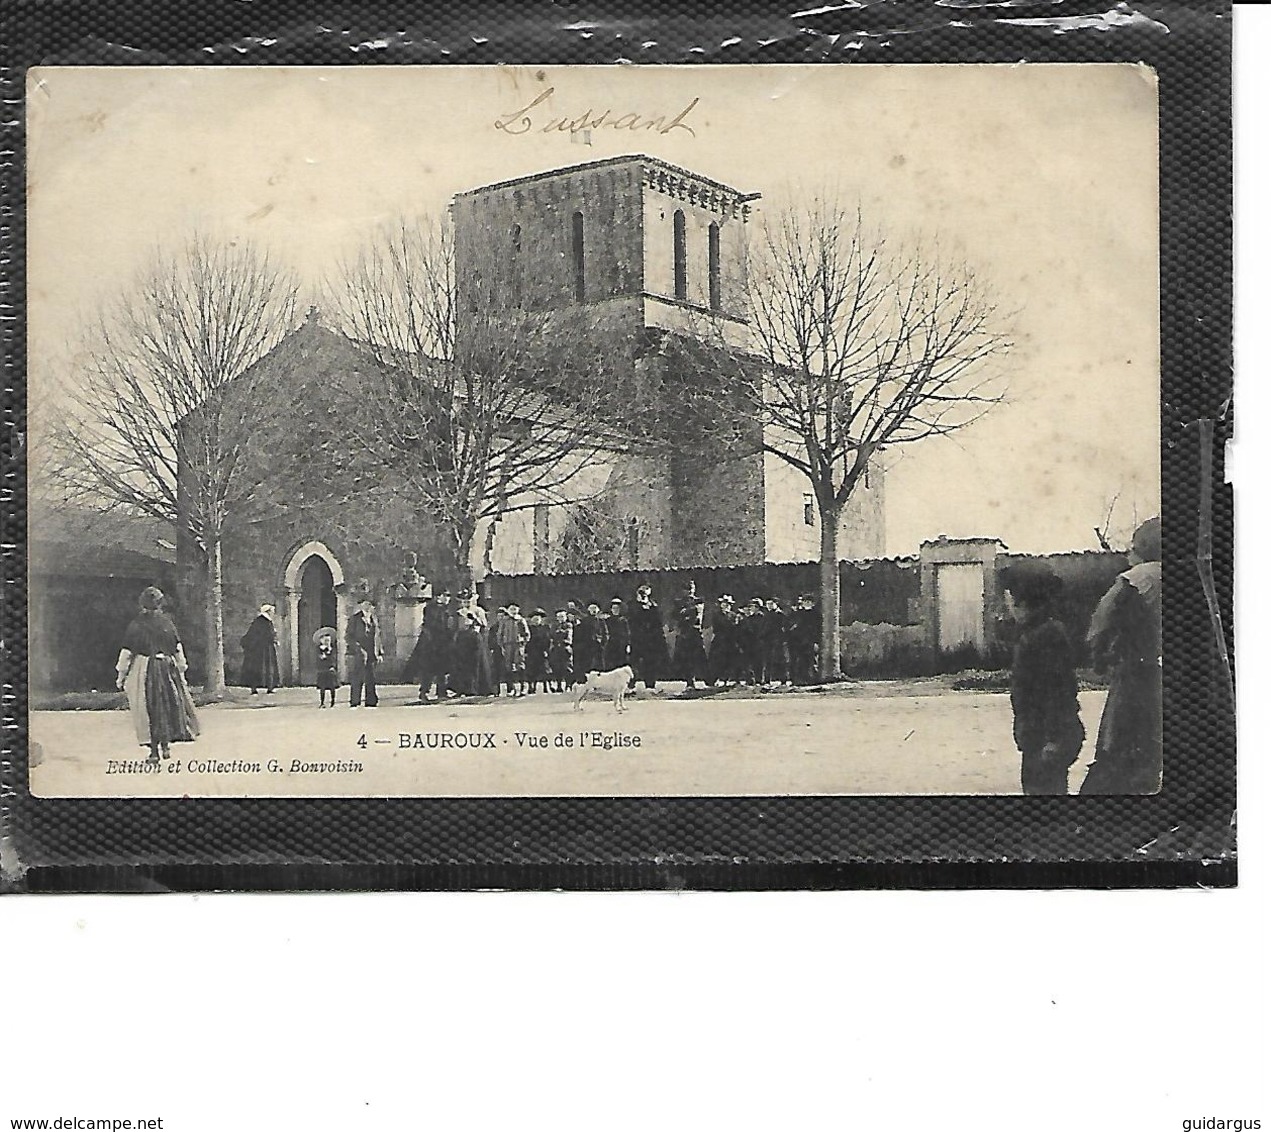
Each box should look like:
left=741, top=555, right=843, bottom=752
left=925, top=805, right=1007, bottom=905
left=818, top=503, right=843, bottom=681
left=449, top=526, right=477, bottom=594
left=204, top=537, right=227, bottom=698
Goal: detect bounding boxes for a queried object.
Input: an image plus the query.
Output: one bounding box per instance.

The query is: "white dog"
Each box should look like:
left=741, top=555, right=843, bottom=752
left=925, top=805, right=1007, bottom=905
left=572, top=665, right=635, bottom=713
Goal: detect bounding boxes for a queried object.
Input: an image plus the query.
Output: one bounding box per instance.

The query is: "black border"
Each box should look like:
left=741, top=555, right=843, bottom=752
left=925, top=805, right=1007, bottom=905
left=0, top=0, right=1235, bottom=892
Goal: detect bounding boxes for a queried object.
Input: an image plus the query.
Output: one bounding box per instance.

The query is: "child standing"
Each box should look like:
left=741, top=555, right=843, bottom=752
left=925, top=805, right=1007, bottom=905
left=315, top=628, right=339, bottom=708
left=548, top=609, right=575, bottom=693
left=497, top=601, right=531, bottom=697
left=1004, top=570, right=1085, bottom=795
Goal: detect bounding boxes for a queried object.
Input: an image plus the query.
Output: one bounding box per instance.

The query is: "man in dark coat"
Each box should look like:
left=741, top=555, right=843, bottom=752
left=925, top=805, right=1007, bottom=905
left=673, top=582, right=710, bottom=690
left=628, top=585, right=669, bottom=690
left=764, top=599, right=791, bottom=686
left=1079, top=517, right=1163, bottom=795
left=738, top=597, right=768, bottom=686
left=574, top=601, right=609, bottom=679
left=240, top=604, right=280, bottom=694
left=526, top=609, right=551, bottom=694
left=407, top=590, right=456, bottom=702
left=788, top=594, right=819, bottom=685
left=345, top=597, right=382, bottom=708
left=1005, top=570, right=1085, bottom=794
left=708, top=595, right=741, bottom=687
left=603, top=598, right=630, bottom=670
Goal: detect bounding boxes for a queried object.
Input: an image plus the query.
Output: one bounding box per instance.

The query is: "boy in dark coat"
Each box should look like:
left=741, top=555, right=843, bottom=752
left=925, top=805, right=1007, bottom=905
left=548, top=610, right=575, bottom=693
left=1005, top=570, right=1085, bottom=795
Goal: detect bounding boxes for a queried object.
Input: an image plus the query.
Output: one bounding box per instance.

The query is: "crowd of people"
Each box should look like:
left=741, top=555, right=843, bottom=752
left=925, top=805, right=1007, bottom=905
left=112, top=519, right=1163, bottom=797
left=401, top=580, right=824, bottom=701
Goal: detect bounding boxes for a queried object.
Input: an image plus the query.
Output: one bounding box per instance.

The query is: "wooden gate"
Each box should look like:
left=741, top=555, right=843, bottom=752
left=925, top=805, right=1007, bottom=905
left=935, top=562, right=985, bottom=654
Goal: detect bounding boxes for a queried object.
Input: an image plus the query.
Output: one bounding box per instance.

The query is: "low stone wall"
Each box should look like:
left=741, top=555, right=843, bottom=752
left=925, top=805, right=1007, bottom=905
left=838, top=621, right=928, bottom=677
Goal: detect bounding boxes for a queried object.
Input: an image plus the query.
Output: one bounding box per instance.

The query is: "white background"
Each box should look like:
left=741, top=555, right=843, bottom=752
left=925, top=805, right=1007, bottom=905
left=3, top=10, right=1267, bottom=1129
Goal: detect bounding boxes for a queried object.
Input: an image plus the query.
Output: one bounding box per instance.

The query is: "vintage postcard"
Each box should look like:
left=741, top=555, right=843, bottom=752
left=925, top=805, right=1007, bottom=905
left=25, top=63, right=1162, bottom=799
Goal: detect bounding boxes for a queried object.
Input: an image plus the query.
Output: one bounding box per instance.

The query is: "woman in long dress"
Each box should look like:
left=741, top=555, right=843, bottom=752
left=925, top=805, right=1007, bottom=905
left=115, top=586, right=200, bottom=763
left=449, top=610, right=491, bottom=696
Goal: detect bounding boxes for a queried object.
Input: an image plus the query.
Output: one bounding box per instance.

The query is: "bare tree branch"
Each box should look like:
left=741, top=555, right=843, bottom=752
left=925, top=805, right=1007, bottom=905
left=49, top=234, right=300, bottom=693
left=324, top=215, right=632, bottom=583
left=678, top=199, right=1014, bottom=678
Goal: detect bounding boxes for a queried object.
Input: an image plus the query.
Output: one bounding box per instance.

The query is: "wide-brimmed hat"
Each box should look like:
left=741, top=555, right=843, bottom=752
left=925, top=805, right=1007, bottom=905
left=531, top=608, right=547, bottom=617
left=312, top=626, right=337, bottom=646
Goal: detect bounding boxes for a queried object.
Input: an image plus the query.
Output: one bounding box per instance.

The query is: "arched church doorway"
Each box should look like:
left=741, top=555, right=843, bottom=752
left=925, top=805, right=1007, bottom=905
left=296, top=556, right=337, bottom=685
left=282, top=540, right=346, bottom=686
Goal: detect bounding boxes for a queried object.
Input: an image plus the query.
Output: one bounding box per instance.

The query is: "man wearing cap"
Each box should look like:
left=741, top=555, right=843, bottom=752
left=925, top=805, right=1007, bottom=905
left=1004, top=568, right=1085, bottom=794
left=603, top=597, right=630, bottom=670
left=345, top=596, right=383, bottom=708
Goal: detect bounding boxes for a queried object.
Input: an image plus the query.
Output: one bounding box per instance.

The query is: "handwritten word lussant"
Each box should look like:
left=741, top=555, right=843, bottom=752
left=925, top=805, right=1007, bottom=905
left=495, top=88, right=701, bottom=138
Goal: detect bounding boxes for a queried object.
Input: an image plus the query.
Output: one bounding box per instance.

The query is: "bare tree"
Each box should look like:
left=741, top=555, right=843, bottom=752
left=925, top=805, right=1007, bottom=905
left=325, top=216, right=624, bottom=587
left=684, top=202, right=1012, bottom=679
left=1093, top=490, right=1141, bottom=553
left=51, top=235, right=300, bottom=696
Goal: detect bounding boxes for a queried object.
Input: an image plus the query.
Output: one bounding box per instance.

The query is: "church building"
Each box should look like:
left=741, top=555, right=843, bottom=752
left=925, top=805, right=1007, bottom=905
left=181, top=156, right=885, bottom=685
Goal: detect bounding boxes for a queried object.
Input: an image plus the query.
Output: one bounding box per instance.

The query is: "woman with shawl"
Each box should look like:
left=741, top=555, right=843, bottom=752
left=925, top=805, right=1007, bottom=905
left=115, top=586, right=200, bottom=763
left=240, top=604, right=280, bottom=694
left=1079, top=517, right=1163, bottom=795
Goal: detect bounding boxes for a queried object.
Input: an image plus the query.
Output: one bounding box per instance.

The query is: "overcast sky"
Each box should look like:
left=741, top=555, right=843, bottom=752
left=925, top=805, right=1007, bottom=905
left=27, top=64, right=1160, bottom=556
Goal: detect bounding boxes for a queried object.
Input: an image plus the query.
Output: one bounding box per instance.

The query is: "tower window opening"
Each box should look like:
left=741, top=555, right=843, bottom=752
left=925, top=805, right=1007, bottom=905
left=673, top=210, right=687, bottom=301
left=572, top=211, right=585, bottom=302
left=803, top=494, right=815, bottom=527
left=511, top=224, right=523, bottom=306
left=708, top=222, right=721, bottom=311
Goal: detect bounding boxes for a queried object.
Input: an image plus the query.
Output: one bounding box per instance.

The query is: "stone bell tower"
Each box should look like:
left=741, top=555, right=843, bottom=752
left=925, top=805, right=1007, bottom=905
left=449, top=154, right=759, bottom=339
